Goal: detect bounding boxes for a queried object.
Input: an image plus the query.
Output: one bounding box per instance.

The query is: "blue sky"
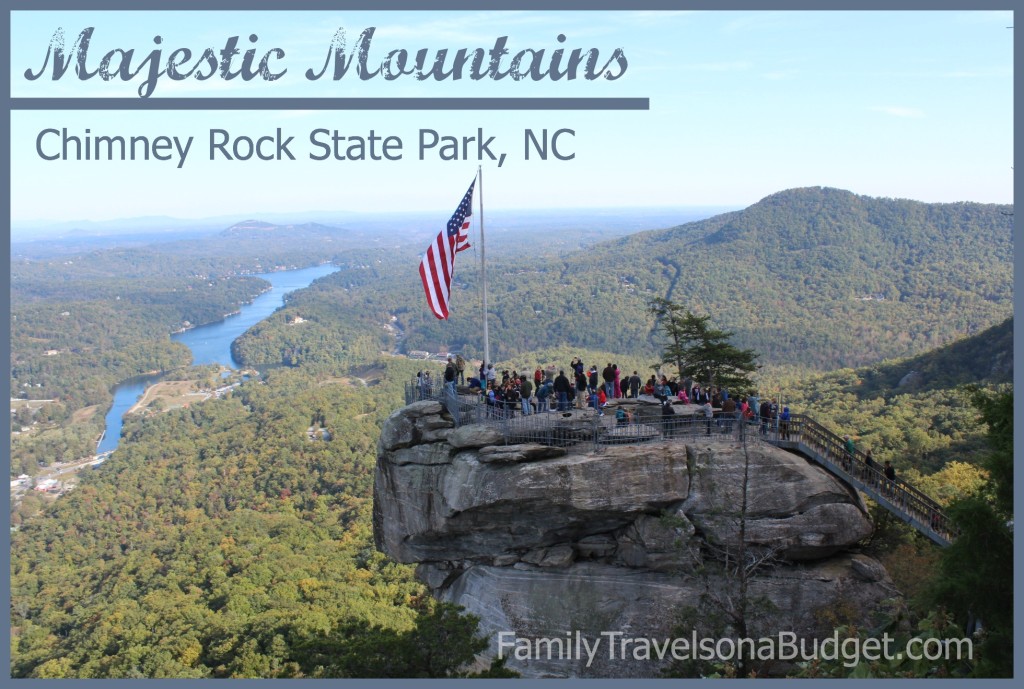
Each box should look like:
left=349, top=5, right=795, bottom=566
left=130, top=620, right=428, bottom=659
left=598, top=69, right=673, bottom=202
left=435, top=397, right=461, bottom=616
left=9, top=10, right=1014, bottom=223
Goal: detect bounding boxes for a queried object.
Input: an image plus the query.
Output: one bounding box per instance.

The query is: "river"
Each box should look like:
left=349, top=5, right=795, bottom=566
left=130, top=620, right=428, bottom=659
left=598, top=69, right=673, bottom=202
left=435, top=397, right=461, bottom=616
left=97, top=263, right=339, bottom=454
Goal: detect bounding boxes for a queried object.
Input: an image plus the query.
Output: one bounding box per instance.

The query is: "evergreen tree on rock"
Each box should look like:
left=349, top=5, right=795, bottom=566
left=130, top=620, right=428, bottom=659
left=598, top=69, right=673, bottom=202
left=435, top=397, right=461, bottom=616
left=649, top=298, right=760, bottom=392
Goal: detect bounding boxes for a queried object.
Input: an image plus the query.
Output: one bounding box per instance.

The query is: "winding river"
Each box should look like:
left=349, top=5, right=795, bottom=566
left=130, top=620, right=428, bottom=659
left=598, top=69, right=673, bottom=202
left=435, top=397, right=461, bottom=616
left=97, top=264, right=339, bottom=454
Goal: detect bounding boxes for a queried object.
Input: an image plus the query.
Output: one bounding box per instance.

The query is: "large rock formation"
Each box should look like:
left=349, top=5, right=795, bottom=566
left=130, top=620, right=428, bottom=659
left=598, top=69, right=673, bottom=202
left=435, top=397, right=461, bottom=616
left=373, top=402, right=896, bottom=678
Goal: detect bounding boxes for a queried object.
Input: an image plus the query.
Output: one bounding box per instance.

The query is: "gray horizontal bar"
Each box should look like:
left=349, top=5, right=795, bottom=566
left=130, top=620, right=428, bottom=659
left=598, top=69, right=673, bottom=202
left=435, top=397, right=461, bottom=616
left=7, top=2, right=995, bottom=9
left=10, top=97, right=649, bottom=111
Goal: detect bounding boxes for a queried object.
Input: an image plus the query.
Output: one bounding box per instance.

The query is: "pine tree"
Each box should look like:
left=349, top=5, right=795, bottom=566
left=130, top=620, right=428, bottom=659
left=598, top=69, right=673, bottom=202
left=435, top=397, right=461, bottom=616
left=649, top=298, right=760, bottom=391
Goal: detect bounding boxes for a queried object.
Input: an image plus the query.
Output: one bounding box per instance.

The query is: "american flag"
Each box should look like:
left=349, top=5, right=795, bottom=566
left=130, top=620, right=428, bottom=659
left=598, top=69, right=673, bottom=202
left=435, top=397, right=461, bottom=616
left=419, top=179, right=475, bottom=320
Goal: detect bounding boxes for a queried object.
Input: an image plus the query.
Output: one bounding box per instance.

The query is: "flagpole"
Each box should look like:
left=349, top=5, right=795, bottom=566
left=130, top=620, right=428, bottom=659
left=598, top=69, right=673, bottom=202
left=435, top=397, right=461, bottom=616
left=478, top=165, right=490, bottom=368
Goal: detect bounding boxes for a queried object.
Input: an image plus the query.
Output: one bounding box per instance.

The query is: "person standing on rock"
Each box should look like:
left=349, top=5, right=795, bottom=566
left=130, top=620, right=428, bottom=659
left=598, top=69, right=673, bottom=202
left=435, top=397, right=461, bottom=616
left=553, top=370, right=572, bottom=412
left=444, top=356, right=457, bottom=394
left=661, top=399, right=677, bottom=437
left=602, top=363, right=616, bottom=398
left=575, top=368, right=588, bottom=409
left=455, top=354, right=466, bottom=385
left=759, top=399, right=772, bottom=436
left=721, top=396, right=737, bottom=434
left=629, top=371, right=641, bottom=399
left=519, top=375, right=533, bottom=416
left=536, top=379, right=552, bottom=413
left=504, top=382, right=520, bottom=419
left=746, top=392, right=759, bottom=429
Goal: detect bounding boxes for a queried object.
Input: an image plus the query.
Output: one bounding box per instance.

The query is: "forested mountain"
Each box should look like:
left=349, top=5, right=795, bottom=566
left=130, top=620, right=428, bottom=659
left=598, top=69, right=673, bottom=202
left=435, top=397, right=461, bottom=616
left=780, top=317, right=1012, bottom=486
left=236, top=187, right=1012, bottom=376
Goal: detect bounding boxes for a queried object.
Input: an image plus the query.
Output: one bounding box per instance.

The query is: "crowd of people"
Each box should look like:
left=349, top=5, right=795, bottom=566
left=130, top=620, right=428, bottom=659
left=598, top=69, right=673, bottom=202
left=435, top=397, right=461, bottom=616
left=414, top=356, right=799, bottom=435
left=413, top=354, right=917, bottom=525
left=415, top=355, right=902, bottom=487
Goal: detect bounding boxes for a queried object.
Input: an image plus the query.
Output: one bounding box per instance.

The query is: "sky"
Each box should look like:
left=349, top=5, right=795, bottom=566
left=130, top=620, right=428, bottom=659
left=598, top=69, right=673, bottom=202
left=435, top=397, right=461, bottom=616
left=8, top=9, right=1015, bottom=224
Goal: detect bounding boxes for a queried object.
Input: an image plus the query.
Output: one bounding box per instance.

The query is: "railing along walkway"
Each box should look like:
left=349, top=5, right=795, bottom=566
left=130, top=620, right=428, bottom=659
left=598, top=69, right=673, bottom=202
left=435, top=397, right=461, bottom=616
left=403, top=382, right=955, bottom=546
left=771, top=415, right=954, bottom=547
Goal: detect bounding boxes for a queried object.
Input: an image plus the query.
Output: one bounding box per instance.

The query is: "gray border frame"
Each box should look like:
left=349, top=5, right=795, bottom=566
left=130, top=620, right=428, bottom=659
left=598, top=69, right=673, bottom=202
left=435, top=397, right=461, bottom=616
left=3, top=0, right=1019, bottom=685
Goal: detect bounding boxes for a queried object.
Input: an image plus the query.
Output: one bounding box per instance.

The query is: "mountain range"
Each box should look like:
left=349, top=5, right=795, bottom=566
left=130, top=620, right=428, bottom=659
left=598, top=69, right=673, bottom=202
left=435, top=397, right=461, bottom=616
left=398, top=186, right=1013, bottom=372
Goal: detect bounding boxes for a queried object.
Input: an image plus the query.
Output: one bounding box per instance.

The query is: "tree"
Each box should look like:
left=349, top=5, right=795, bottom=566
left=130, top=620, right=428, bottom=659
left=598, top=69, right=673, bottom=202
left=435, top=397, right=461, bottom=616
left=926, top=388, right=1013, bottom=677
left=292, top=599, right=495, bottom=678
left=649, top=298, right=760, bottom=392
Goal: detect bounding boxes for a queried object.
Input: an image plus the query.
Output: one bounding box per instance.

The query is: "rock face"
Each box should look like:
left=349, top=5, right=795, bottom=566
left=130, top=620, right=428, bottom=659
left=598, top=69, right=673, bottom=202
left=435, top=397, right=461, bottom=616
left=373, top=404, right=894, bottom=678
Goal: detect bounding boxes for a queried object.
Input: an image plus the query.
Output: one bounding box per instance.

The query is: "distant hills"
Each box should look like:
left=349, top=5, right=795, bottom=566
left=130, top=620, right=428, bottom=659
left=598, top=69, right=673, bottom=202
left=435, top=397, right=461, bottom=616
left=401, top=186, right=1012, bottom=372
left=784, top=317, right=1012, bottom=476
left=220, top=220, right=343, bottom=239
left=852, top=316, right=1013, bottom=397
left=11, top=186, right=1014, bottom=378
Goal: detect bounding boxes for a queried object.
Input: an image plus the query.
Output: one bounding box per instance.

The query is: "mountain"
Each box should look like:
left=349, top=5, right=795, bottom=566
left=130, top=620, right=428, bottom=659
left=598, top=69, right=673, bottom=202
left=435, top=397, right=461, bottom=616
left=782, top=317, right=1013, bottom=477
left=399, top=187, right=1012, bottom=372
left=853, top=317, right=1013, bottom=396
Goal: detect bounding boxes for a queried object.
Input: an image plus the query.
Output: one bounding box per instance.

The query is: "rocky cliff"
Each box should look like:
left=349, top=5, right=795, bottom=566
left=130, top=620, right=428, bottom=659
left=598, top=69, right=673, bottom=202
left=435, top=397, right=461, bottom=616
left=373, top=401, right=897, bottom=678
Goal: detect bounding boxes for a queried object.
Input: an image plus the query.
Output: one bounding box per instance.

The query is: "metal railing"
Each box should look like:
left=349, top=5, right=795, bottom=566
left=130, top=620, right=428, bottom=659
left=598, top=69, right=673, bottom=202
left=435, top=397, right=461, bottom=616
left=402, top=380, right=955, bottom=546
left=777, top=415, right=955, bottom=546
left=405, top=379, right=750, bottom=444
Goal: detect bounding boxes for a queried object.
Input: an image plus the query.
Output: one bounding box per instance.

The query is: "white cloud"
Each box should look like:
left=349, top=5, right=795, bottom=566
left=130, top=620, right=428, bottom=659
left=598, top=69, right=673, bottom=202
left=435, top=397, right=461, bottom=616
left=869, top=105, right=925, bottom=118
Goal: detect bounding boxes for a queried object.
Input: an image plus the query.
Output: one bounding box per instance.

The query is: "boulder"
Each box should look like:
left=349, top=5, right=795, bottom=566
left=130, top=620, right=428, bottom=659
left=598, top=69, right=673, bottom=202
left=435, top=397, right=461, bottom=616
left=615, top=512, right=697, bottom=571
left=448, top=423, right=505, bottom=449
left=375, top=442, right=690, bottom=563
left=576, top=534, right=617, bottom=560
left=478, top=443, right=568, bottom=464
left=380, top=401, right=449, bottom=451
left=522, top=544, right=576, bottom=568
left=682, top=442, right=871, bottom=559
left=389, top=443, right=454, bottom=466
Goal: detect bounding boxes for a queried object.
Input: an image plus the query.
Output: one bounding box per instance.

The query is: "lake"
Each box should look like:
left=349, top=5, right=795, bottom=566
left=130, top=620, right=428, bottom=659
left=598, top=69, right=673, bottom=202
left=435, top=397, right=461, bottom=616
left=97, top=263, right=339, bottom=454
